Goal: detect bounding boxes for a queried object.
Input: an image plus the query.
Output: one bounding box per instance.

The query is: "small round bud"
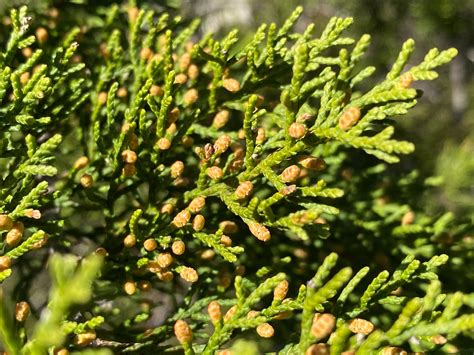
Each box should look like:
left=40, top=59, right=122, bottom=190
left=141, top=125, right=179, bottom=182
left=172, top=210, right=191, bottom=228
left=311, top=313, right=336, bottom=340
left=173, top=177, right=190, bottom=188
left=48, top=7, right=60, bottom=18
left=430, top=334, right=448, bottom=345
left=192, top=214, right=205, bottom=231
left=124, top=280, right=137, bottom=295
left=122, top=163, right=137, bottom=177
left=256, top=128, right=266, bottom=144
left=147, top=260, right=162, bottom=273
left=174, top=73, right=188, bottom=85
left=224, top=305, right=237, bottom=322
left=158, top=270, right=174, bottom=282
left=15, top=301, right=30, bottom=322
left=223, top=78, right=240, bottom=92
left=117, top=87, right=128, bottom=98
left=183, top=88, right=198, bottom=106
left=273, top=310, right=292, bottom=320
left=97, top=91, right=107, bottom=105
left=256, top=323, right=274, bottom=338
left=179, top=267, right=198, bottom=283
left=401, top=211, right=415, bottom=225
left=399, top=72, right=413, bottom=88
left=213, top=110, right=230, bottom=129
left=201, top=250, right=215, bottom=261
left=348, top=318, right=374, bottom=335
left=288, top=122, right=307, bottom=139
left=22, top=47, right=33, bottom=58
left=188, top=64, right=199, bottom=80
left=390, top=287, right=403, bottom=296
left=0, top=214, right=13, bottom=231
left=235, top=181, right=253, bottom=200
left=298, top=156, right=326, bottom=170
left=229, top=158, right=244, bottom=172
left=2, top=17, right=12, bottom=26
left=171, top=240, right=186, bottom=255
left=179, top=52, right=191, bottom=70
left=144, top=238, right=157, bottom=252
left=202, top=144, right=214, bottom=160
left=280, top=165, right=301, bottom=183
left=121, top=150, right=137, bottom=164
left=20, top=72, right=30, bottom=85
left=128, top=6, right=139, bottom=22
left=121, top=122, right=132, bottom=133
left=315, top=217, right=327, bottom=225
left=74, top=330, right=96, bottom=346
left=6, top=222, right=24, bottom=246
left=207, top=166, right=223, bottom=180
left=31, top=234, right=48, bottom=249
left=188, top=197, right=206, bottom=213
left=247, top=310, right=259, bottom=319
left=0, top=256, right=11, bottom=271
left=160, top=203, right=174, bottom=215
left=54, top=348, right=69, bottom=355
left=150, top=85, right=163, bottom=97
left=25, top=209, right=41, bottom=219
left=166, top=123, right=177, bottom=135
left=248, top=222, right=271, bottom=242
left=233, top=146, right=245, bottom=158
left=214, top=135, right=231, bottom=154
left=274, top=280, right=289, bottom=301
left=338, top=107, right=361, bottom=130
left=431, top=335, right=447, bottom=345
left=35, top=27, right=48, bottom=44
left=170, top=161, right=184, bottom=178
left=219, top=220, right=238, bottom=234
left=80, top=174, right=93, bottom=188
left=280, top=185, right=297, bottom=196
left=168, top=107, right=180, bottom=124
left=124, top=234, right=136, bottom=248
left=157, top=138, right=171, bottom=150
left=219, top=273, right=232, bottom=288
left=299, top=112, right=313, bottom=122
left=175, top=175, right=191, bottom=185
left=174, top=319, right=192, bottom=344
left=33, top=65, right=42, bottom=74
left=140, top=47, right=153, bottom=61
left=306, top=343, right=329, bottom=355
left=73, top=156, right=89, bottom=170
left=157, top=253, right=173, bottom=268
left=208, top=301, right=222, bottom=324
left=220, top=235, right=232, bottom=247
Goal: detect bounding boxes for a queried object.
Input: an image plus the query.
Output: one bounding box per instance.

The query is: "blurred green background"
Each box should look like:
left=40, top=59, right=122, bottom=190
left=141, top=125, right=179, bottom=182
left=1, top=0, right=473, bottom=216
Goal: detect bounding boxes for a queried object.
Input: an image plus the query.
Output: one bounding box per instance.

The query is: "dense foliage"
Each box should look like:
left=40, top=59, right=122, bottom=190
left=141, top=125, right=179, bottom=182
left=0, top=4, right=472, bottom=354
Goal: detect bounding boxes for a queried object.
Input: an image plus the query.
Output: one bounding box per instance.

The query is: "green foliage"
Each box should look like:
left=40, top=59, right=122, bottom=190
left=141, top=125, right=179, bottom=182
left=0, top=3, right=471, bottom=354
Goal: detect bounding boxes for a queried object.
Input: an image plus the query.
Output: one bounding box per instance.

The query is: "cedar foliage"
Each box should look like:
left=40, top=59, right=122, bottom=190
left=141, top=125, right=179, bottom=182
left=0, top=4, right=472, bottom=354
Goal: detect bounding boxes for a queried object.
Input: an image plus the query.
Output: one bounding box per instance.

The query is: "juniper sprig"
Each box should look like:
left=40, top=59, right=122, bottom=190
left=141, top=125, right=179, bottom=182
left=0, top=4, right=472, bottom=354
